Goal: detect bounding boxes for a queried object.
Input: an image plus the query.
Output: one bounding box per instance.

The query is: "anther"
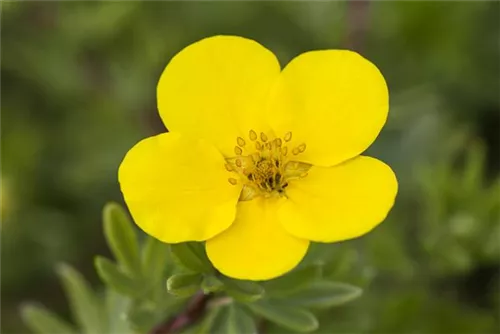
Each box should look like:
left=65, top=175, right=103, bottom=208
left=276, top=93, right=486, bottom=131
left=292, top=147, right=300, bottom=155
left=284, top=132, right=292, bottom=142
left=234, top=146, right=243, bottom=155
left=228, top=178, right=238, bottom=185
left=260, top=132, right=268, bottom=142
left=297, top=143, right=306, bottom=153
left=237, top=137, right=246, bottom=147
left=225, top=163, right=233, bottom=172
left=255, top=141, right=262, bottom=150
left=249, top=130, right=257, bottom=141
left=275, top=138, right=282, bottom=147
left=282, top=146, right=288, bottom=156
left=235, top=159, right=242, bottom=167
left=265, top=142, right=271, bottom=150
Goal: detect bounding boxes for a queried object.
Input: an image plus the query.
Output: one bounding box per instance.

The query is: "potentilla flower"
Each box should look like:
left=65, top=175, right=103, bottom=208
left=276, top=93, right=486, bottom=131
left=119, top=35, right=398, bottom=280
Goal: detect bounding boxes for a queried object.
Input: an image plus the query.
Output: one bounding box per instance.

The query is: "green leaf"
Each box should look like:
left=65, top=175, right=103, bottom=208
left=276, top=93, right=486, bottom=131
left=247, top=300, right=318, bottom=333
left=103, top=202, right=140, bottom=277
left=167, top=273, right=203, bottom=297
left=286, top=281, right=362, bottom=308
left=105, top=290, right=133, bottom=334
left=142, top=236, right=169, bottom=284
left=126, top=300, right=161, bottom=333
left=193, top=307, right=221, bottom=334
left=56, top=263, right=107, bottom=334
left=170, top=242, right=212, bottom=273
left=222, top=278, right=264, bottom=303
left=264, top=264, right=321, bottom=297
left=202, top=274, right=224, bottom=293
left=218, top=304, right=257, bottom=334
left=21, top=303, right=77, bottom=334
left=94, top=256, right=143, bottom=298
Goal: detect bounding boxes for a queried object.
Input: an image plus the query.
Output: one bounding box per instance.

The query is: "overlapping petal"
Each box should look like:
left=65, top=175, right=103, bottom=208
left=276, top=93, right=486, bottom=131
left=206, top=198, right=309, bottom=280
left=267, top=50, right=389, bottom=167
left=118, top=132, right=241, bottom=243
left=278, top=156, right=397, bottom=242
left=157, top=35, right=281, bottom=157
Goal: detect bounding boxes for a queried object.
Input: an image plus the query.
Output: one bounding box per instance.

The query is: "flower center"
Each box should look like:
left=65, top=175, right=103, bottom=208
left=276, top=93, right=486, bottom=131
left=226, top=130, right=311, bottom=200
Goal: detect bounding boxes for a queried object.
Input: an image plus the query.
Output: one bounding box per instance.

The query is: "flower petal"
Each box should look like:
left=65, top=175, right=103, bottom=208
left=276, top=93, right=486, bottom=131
left=267, top=50, right=389, bottom=167
left=158, top=35, right=281, bottom=157
left=278, top=156, right=397, bottom=242
left=118, top=132, right=241, bottom=243
left=206, top=198, right=309, bottom=280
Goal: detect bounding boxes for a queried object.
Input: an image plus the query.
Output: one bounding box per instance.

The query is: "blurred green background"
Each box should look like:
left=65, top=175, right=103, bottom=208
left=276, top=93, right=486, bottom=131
left=2, top=1, right=499, bottom=333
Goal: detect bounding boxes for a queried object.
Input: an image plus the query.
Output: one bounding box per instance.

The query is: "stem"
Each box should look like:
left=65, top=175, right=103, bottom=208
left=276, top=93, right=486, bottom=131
left=150, top=291, right=211, bottom=334
left=344, top=0, right=371, bottom=52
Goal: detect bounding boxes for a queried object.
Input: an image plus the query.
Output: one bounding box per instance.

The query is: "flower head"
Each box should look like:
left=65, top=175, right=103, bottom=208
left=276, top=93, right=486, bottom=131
left=119, top=36, right=398, bottom=280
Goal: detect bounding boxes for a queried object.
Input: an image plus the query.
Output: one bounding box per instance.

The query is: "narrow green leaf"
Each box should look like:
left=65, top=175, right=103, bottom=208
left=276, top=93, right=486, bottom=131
left=167, top=273, right=203, bottom=297
left=222, top=278, right=264, bottom=303
left=287, top=281, right=362, bottom=308
left=142, top=236, right=169, bottom=284
left=264, top=264, right=321, bottom=297
left=21, top=303, right=77, bottom=334
left=202, top=275, right=224, bottom=293
left=95, top=256, right=143, bottom=298
left=218, top=304, right=257, bottom=334
left=105, top=290, right=134, bottom=334
left=103, top=202, right=140, bottom=277
left=193, top=307, right=221, bottom=334
left=246, top=300, right=318, bottom=333
left=170, top=242, right=212, bottom=273
left=56, top=263, right=107, bottom=334
left=126, top=300, right=161, bottom=333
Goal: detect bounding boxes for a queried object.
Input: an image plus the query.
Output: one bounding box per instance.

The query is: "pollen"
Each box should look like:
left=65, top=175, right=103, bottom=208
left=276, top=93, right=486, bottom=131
left=225, top=130, right=311, bottom=200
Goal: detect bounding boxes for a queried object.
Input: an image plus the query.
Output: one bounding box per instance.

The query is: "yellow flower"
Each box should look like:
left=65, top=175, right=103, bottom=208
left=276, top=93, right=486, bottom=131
left=119, top=36, right=398, bottom=281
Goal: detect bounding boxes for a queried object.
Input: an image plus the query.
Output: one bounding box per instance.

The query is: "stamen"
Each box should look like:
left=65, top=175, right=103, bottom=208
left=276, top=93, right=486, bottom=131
left=237, top=137, right=246, bottom=147
left=249, top=130, right=257, bottom=141
left=227, top=129, right=309, bottom=199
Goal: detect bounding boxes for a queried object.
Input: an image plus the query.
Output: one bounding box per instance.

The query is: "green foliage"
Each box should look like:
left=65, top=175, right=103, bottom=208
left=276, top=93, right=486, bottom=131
left=247, top=301, right=319, bottom=333
left=217, top=304, right=257, bottom=334
left=167, top=273, right=204, bottom=297
left=21, top=304, right=77, bottom=334
left=103, top=202, right=141, bottom=277
left=56, top=264, right=107, bottom=334
left=170, top=242, right=213, bottom=273
left=20, top=203, right=364, bottom=334
left=283, top=281, right=362, bottom=309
